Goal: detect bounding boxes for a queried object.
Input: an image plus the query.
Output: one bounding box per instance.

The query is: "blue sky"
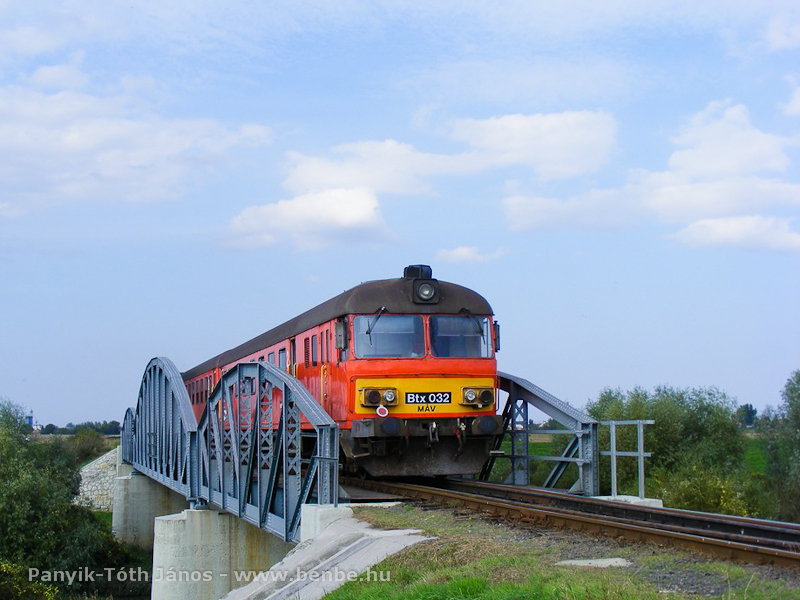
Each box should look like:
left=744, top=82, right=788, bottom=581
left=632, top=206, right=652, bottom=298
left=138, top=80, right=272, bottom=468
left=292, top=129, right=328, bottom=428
left=1, top=1, right=798, bottom=426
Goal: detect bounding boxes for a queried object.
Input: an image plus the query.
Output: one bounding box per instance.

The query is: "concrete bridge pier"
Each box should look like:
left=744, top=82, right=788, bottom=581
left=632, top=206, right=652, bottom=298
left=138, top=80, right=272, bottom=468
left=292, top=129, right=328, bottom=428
left=151, top=509, right=294, bottom=600
left=111, top=451, right=189, bottom=550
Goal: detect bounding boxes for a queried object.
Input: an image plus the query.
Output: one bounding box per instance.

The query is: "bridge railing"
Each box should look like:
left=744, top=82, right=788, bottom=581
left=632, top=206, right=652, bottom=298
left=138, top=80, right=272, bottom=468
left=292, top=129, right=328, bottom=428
left=121, top=357, right=339, bottom=542
left=480, top=372, right=599, bottom=496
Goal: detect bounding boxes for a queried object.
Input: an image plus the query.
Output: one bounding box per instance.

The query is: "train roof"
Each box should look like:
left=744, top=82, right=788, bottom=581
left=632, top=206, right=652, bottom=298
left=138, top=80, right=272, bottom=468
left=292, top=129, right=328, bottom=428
left=182, top=273, right=493, bottom=380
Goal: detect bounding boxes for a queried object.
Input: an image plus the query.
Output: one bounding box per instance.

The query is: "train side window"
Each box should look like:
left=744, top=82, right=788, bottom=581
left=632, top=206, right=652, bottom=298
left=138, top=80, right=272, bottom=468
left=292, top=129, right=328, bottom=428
left=258, top=355, right=264, bottom=362
left=268, top=352, right=274, bottom=365
left=304, top=337, right=310, bottom=368
left=326, top=330, right=331, bottom=363
left=278, top=349, right=287, bottom=371
left=312, top=334, right=318, bottom=367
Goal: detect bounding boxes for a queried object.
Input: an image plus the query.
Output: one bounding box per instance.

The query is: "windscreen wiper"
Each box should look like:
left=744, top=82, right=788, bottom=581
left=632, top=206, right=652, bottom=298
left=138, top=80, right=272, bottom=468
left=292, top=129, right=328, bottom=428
left=460, top=308, right=485, bottom=341
left=366, top=306, right=387, bottom=346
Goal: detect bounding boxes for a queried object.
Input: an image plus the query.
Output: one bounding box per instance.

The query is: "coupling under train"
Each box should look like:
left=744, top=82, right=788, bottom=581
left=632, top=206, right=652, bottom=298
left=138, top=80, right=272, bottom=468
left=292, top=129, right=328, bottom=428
left=181, top=265, right=503, bottom=477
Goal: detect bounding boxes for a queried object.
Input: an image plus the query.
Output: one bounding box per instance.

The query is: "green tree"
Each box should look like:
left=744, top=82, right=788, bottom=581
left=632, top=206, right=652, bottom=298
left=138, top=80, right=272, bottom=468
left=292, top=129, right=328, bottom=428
left=586, top=385, right=746, bottom=508
left=735, top=403, right=758, bottom=427
left=762, top=369, right=800, bottom=522
left=0, top=401, right=130, bottom=592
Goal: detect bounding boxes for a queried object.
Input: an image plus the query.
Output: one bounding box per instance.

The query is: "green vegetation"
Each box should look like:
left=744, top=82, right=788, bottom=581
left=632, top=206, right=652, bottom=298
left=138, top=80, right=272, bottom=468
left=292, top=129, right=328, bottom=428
left=0, top=562, right=58, bottom=600
left=0, top=400, right=148, bottom=599
left=759, top=369, right=800, bottom=523
left=582, top=385, right=780, bottom=519
left=40, top=420, right=120, bottom=436
left=323, top=503, right=799, bottom=600
left=489, top=372, right=800, bottom=523
left=743, top=435, right=767, bottom=474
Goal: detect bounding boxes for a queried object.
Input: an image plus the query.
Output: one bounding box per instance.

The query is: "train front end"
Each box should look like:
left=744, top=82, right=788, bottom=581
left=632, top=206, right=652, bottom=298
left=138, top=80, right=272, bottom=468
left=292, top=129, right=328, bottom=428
left=339, top=266, right=503, bottom=477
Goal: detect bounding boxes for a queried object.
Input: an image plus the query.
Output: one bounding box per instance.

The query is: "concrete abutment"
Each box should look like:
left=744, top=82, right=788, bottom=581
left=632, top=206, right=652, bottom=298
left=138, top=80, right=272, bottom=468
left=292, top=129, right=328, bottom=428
left=151, top=509, right=293, bottom=600
left=111, top=461, right=189, bottom=550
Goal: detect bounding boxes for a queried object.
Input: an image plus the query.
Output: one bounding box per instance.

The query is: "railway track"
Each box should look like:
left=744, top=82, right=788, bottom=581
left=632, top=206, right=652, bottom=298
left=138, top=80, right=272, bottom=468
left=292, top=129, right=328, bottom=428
left=341, top=477, right=800, bottom=568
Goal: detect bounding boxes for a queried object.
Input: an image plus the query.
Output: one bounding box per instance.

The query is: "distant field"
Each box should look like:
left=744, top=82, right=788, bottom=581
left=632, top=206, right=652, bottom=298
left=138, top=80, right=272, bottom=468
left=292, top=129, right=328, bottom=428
left=743, top=434, right=767, bottom=475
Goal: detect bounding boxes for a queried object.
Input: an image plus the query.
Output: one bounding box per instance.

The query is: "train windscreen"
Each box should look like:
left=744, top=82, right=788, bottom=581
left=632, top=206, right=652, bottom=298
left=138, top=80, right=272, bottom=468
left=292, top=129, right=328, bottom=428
left=354, top=315, right=425, bottom=358
left=429, top=315, right=492, bottom=358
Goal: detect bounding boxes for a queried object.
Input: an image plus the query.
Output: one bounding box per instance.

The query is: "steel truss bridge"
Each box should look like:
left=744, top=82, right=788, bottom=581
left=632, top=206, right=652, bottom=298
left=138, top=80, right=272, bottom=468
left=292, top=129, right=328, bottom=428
left=121, top=358, right=644, bottom=542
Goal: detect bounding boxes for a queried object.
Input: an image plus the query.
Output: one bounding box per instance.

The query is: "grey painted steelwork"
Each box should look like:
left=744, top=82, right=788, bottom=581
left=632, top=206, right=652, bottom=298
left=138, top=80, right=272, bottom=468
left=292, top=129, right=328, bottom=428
left=481, top=372, right=600, bottom=496
left=121, top=357, right=339, bottom=543
left=600, top=420, right=654, bottom=498
left=121, top=357, right=198, bottom=501
left=197, top=361, right=338, bottom=542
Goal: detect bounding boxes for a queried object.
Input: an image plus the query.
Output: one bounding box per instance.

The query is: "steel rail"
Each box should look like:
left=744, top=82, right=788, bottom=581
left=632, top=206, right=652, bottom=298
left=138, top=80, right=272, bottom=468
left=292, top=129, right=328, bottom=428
left=342, top=478, right=800, bottom=568
left=437, top=479, right=800, bottom=547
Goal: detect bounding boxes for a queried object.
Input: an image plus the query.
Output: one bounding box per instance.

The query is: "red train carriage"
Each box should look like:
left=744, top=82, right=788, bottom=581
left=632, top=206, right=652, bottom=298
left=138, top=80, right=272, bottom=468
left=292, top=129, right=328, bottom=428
left=181, top=265, right=503, bottom=477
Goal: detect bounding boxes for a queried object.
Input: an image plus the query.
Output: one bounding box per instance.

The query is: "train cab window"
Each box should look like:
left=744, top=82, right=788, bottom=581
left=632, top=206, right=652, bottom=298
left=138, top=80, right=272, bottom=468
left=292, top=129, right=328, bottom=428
left=354, top=315, right=424, bottom=358
left=278, top=349, right=287, bottom=371
left=268, top=352, right=274, bottom=365
left=429, top=315, right=493, bottom=358
left=312, top=334, right=318, bottom=366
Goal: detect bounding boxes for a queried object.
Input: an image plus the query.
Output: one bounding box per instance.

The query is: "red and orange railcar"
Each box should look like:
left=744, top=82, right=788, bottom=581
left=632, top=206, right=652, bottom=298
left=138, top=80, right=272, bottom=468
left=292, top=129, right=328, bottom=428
left=181, top=265, right=502, bottom=477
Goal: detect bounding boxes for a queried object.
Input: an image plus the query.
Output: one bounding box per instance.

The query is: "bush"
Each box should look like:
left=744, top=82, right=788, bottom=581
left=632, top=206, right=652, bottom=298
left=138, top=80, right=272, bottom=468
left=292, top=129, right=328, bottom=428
left=68, top=427, right=107, bottom=465
left=0, top=562, right=58, bottom=600
left=651, top=458, right=776, bottom=517
left=0, top=401, right=134, bottom=593
left=586, top=385, right=744, bottom=498
left=761, top=369, right=800, bottom=522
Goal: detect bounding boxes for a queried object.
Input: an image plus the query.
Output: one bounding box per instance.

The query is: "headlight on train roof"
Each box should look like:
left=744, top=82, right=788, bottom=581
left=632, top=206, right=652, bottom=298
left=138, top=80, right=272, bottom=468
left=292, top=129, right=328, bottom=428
left=417, top=282, right=435, bottom=300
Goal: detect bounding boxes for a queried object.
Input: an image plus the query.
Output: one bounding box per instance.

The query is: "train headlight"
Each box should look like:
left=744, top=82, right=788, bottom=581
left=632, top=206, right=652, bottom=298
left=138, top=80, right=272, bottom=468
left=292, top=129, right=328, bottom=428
left=361, top=387, right=398, bottom=407
left=417, top=283, right=435, bottom=301
left=461, top=387, right=494, bottom=406
left=412, top=279, right=439, bottom=304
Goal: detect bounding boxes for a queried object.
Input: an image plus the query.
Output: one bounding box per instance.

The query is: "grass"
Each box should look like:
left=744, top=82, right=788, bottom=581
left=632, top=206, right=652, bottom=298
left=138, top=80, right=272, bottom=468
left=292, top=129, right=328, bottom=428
left=743, top=435, right=767, bottom=475
left=322, top=503, right=800, bottom=600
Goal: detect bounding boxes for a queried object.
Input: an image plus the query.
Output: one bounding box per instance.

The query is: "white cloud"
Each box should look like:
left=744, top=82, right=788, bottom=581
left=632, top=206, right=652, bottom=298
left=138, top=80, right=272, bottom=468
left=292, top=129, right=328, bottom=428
left=223, top=188, right=387, bottom=250
left=449, top=112, right=616, bottom=179
left=0, top=202, right=23, bottom=219
left=666, top=102, right=792, bottom=179
left=764, top=15, right=800, bottom=50
left=0, top=86, right=271, bottom=213
left=0, top=26, right=65, bottom=59
left=502, top=100, right=800, bottom=251
left=404, top=58, right=635, bottom=107
left=29, top=64, right=89, bottom=90
left=284, top=110, right=616, bottom=197
left=284, top=140, right=467, bottom=196
left=783, top=87, right=800, bottom=116
left=503, top=187, right=642, bottom=231
left=672, top=216, right=800, bottom=251
left=436, top=246, right=507, bottom=263
left=640, top=174, right=800, bottom=223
